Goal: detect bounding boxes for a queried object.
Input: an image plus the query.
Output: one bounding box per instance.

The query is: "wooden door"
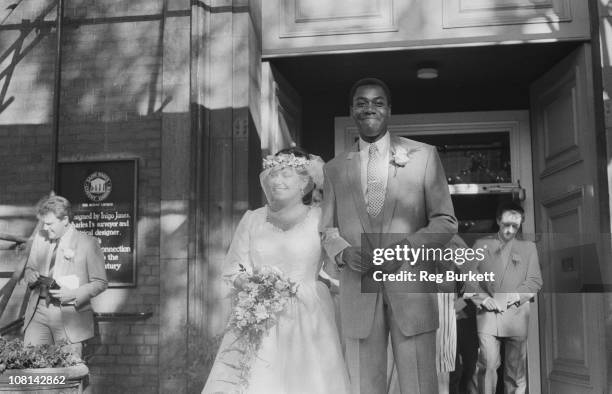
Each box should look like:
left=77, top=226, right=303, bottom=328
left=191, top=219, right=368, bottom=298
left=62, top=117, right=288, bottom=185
left=530, top=43, right=607, bottom=394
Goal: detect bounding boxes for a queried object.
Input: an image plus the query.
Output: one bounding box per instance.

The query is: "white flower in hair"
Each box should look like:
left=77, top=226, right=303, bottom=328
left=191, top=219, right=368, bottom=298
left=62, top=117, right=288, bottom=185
left=260, top=151, right=326, bottom=204
left=262, top=153, right=310, bottom=170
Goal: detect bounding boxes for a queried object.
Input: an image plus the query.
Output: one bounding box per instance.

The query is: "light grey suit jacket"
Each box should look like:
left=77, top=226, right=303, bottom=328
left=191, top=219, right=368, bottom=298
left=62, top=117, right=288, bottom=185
left=472, top=236, right=543, bottom=337
left=23, top=226, right=108, bottom=343
left=321, top=135, right=457, bottom=338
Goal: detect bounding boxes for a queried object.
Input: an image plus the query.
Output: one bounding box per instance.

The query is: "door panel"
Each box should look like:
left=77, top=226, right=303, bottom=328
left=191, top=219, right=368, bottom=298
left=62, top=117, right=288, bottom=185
left=262, top=0, right=590, bottom=57
left=530, top=43, right=606, bottom=394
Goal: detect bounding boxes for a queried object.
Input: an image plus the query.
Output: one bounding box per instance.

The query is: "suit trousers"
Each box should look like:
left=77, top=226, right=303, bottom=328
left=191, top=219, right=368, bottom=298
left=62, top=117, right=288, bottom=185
left=450, top=304, right=479, bottom=394
left=476, top=333, right=526, bottom=394
left=24, top=299, right=83, bottom=357
left=351, top=289, right=438, bottom=394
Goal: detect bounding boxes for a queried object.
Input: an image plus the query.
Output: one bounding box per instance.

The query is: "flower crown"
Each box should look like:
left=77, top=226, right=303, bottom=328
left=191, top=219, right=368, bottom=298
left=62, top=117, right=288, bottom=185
left=262, top=153, right=310, bottom=170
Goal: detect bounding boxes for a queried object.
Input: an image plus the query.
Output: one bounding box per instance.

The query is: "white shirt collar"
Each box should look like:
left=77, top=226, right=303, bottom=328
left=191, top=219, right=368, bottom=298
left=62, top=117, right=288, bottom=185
left=359, top=131, right=390, bottom=154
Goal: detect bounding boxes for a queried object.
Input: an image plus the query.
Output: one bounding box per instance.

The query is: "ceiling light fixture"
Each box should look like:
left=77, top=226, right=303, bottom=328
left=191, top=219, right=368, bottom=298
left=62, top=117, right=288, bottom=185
left=417, top=67, right=438, bottom=80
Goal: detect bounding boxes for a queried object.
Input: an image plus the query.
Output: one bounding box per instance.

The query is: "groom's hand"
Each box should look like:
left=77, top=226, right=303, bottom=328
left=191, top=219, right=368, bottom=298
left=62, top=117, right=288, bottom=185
left=341, top=247, right=372, bottom=273
left=481, top=297, right=501, bottom=312
left=379, top=259, right=404, bottom=274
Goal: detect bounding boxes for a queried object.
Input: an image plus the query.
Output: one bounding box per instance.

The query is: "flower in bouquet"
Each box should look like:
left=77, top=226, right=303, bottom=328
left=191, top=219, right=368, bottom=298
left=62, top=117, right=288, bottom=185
left=221, top=264, right=298, bottom=390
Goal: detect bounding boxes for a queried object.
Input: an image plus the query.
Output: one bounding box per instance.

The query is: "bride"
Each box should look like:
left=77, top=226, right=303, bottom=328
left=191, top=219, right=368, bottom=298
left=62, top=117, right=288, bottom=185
left=202, top=147, right=350, bottom=394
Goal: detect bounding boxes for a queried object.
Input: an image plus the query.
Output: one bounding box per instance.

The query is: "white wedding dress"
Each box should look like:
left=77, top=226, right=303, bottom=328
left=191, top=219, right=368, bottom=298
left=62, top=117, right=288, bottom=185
left=202, top=206, right=350, bottom=394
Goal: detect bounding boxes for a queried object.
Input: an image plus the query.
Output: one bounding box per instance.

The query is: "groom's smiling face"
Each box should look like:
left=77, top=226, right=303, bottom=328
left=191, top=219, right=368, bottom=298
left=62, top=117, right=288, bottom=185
left=351, top=84, right=391, bottom=141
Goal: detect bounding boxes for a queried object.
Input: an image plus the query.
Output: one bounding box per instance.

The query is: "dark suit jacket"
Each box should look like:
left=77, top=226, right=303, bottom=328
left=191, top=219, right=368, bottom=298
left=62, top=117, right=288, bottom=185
left=23, top=226, right=108, bottom=343
left=471, top=236, right=542, bottom=337
left=321, top=135, right=457, bottom=338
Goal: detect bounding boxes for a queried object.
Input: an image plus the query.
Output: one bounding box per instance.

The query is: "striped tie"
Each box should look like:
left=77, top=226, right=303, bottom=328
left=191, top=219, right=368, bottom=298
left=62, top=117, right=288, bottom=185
left=367, top=144, right=385, bottom=217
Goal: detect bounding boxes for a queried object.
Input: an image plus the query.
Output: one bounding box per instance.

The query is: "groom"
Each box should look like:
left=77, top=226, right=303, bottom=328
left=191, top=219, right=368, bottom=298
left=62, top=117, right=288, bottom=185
left=321, top=78, right=457, bottom=394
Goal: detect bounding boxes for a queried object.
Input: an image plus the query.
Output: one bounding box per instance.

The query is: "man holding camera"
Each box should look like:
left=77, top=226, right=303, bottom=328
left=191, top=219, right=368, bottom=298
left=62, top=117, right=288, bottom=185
left=23, top=195, right=108, bottom=356
left=470, top=202, right=542, bottom=394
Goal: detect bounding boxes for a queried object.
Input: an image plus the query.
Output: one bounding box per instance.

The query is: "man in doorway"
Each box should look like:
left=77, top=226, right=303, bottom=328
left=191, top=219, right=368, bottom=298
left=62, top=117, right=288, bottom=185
left=320, top=78, right=457, bottom=394
left=470, top=202, right=542, bottom=394
left=23, top=195, right=108, bottom=356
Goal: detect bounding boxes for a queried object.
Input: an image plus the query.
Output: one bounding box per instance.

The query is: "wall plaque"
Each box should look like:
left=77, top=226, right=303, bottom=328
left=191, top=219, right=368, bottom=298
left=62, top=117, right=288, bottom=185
left=57, top=160, right=137, bottom=287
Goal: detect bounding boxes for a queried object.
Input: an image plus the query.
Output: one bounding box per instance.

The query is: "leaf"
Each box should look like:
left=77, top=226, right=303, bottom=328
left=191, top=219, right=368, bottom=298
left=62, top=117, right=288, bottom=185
left=0, top=338, right=82, bottom=370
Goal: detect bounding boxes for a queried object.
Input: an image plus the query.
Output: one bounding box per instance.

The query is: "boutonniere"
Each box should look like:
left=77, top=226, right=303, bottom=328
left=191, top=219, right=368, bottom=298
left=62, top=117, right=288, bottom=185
left=511, top=253, right=521, bottom=265
left=63, top=248, right=75, bottom=262
left=390, top=146, right=419, bottom=176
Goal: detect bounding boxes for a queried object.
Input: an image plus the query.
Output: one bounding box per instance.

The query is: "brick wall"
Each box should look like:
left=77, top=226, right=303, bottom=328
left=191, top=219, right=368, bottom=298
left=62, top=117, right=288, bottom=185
left=59, top=2, right=167, bottom=393
left=0, top=1, right=190, bottom=393
left=0, top=0, right=57, bottom=208
left=59, top=117, right=162, bottom=393
left=0, top=0, right=58, bottom=330
left=87, top=321, right=159, bottom=393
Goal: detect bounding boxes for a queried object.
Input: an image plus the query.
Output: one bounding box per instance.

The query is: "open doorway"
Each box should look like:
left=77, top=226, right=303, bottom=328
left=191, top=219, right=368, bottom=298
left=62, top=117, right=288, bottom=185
left=269, top=41, right=581, bottom=161
left=265, top=40, right=606, bottom=394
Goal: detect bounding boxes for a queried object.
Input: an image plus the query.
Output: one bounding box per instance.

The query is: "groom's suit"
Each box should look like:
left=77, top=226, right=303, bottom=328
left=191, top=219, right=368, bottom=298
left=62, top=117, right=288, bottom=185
left=321, top=134, right=457, bottom=394
left=23, top=225, right=108, bottom=346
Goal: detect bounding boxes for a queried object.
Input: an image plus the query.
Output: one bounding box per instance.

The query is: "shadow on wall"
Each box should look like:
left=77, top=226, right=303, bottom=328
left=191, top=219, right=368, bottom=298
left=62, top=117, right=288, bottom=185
left=0, top=2, right=56, bottom=116
left=0, top=1, right=191, bottom=393
left=0, top=0, right=185, bottom=124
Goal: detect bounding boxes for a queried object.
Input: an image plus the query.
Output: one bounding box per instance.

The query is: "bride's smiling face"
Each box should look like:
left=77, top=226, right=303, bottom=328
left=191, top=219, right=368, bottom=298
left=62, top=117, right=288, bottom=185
left=265, top=166, right=308, bottom=203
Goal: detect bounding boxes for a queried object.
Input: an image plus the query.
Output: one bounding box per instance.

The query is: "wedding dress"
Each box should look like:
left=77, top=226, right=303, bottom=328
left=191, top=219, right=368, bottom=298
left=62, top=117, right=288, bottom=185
left=202, top=206, right=350, bottom=394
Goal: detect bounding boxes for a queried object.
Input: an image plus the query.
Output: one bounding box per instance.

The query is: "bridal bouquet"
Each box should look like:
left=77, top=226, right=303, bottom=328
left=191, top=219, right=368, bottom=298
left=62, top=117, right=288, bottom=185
left=223, top=264, right=299, bottom=389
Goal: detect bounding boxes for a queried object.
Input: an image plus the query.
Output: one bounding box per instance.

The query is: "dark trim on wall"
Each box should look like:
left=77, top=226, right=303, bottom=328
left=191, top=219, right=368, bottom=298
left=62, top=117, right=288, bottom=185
left=192, top=1, right=249, bottom=14
left=0, top=10, right=191, bottom=31
left=50, top=0, right=64, bottom=192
